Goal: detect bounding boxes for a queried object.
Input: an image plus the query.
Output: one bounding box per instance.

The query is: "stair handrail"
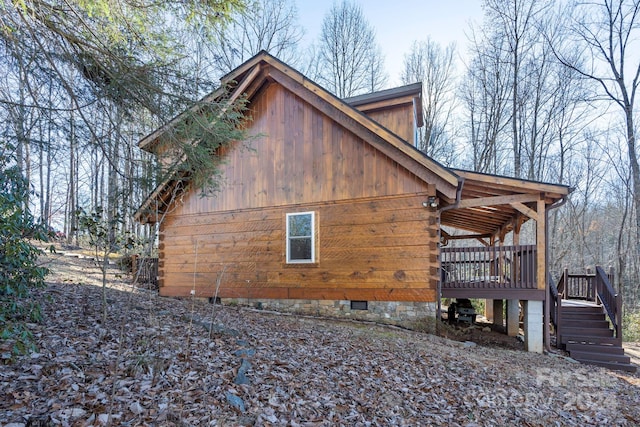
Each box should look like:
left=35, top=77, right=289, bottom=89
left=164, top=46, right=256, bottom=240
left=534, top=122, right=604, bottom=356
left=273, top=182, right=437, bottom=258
left=594, top=266, right=622, bottom=345
left=549, top=272, right=558, bottom=326
left=550, top=271, right=564, bottom=347
left=558, top=268, right=567, bottom=298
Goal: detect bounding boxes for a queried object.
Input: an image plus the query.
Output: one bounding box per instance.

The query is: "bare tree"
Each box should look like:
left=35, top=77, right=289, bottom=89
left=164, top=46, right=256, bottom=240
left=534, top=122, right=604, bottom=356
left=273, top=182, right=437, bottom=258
left=460, top=30, right=512, bottom=174
left=554, top=0, right=640, bottom=256
left=482, top=0, right=553, bottom=178
left=315, top=0, right=387, bottom=97
left=209, top=0, right=304, bottom=76
left=401, top=39, right=457, bottom=162
left=600, top=129, right=638, bottom=301
left=0, top=0, right=246, bottom=240
left=462, top=0, right=590, bottom=183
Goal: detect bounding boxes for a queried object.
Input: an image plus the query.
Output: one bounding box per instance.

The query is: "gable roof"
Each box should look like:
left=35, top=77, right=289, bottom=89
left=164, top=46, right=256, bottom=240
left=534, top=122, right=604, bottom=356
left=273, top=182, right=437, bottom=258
left=218, top=51, right=458, bottom=192
left=134, top=51, right=571, bottom=237
left=344, top=82, right=424, bottom=128
left=135, top=51, right=460, bottom=222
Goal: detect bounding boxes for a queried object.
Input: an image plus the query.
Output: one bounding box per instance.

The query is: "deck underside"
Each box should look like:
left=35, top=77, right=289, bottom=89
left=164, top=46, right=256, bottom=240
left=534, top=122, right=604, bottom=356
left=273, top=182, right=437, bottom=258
left=441, top=286, right=544, bottom=300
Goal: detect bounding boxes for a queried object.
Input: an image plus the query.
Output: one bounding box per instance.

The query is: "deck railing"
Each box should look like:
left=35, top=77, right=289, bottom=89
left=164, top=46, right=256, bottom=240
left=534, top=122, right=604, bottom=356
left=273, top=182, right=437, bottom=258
left=441, top=245, right=537, bottom=290
left=549, top=272, right=563, bottom=344
left=595, top=266, right=622, bottom=344
left=552, top=266, right=621, bottom=346
left=563, top=269, right=595, bottom=300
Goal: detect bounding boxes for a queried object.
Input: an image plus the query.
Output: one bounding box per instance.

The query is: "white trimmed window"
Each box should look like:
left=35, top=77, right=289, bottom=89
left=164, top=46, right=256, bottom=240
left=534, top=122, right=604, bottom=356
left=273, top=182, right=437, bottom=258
left=286, top=212, right=315, bottom=263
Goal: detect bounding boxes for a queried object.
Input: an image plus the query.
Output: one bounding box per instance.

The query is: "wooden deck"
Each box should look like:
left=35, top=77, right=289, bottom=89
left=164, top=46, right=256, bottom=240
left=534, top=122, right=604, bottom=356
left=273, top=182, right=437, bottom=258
left=440, top=245, right=544, bottom=299
left=560, top=299, right=600, bottom=308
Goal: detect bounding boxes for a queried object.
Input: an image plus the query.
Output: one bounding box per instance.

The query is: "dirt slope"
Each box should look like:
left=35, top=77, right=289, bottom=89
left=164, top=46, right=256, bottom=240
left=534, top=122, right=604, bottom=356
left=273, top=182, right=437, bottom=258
left=1, top=251, right=639, bottom=426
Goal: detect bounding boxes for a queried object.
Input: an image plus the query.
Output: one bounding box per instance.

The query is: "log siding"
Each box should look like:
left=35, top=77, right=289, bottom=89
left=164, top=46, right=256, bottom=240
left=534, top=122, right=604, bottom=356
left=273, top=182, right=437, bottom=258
left=156, top=82, right=439, bottom=302
left=159, top=194, right=438, bottom=301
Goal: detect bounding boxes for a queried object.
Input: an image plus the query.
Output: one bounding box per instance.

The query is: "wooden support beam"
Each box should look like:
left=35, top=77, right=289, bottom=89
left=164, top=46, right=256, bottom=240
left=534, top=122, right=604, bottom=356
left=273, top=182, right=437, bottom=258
left=239, top=69, right=270, bottom=100
left=510, top=201, right=538, bottom=221
left=456, top=193, right=541, bottom=209
left=515, top=214, right=525, bottom=235
left=536, top=199, right=546, bottom=291
left=229, top=64, right=263, bottom=100
left=440, top=232, right=493, bottom=241
left=476, top=237, right=490, bottom=247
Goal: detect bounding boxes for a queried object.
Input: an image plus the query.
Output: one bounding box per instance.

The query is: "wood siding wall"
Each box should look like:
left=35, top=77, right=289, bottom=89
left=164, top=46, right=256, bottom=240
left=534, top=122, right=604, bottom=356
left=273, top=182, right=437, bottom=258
left=159, top=194, right=438, bottom=301
left=158, top=82, right=438, bottom=302
left=360, top=104, right=415, bottom=145
left=173, top=83, right=432, bottom=214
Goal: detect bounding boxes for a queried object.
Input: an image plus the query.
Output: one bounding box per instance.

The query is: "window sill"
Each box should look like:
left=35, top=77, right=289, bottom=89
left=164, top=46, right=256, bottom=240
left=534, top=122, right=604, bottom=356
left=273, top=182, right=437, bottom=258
left=283, top=262, right=319, bottom=268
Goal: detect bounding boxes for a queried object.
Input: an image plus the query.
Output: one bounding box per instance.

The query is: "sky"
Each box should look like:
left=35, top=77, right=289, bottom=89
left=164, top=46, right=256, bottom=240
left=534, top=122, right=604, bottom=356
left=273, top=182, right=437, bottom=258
left=295, top=0, right=485, bottom=87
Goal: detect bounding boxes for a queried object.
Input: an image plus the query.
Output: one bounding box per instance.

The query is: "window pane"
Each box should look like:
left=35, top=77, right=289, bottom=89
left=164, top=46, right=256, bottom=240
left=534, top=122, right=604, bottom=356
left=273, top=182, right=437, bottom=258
left=289, top=237, right=312, bottom=260
left=289, top=214, right=311, bottom=237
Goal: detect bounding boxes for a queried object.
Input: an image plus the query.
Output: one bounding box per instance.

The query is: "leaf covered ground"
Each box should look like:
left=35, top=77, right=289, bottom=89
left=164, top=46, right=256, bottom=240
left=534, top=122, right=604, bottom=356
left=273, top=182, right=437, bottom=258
left=1, top=251, right=639, bottom=426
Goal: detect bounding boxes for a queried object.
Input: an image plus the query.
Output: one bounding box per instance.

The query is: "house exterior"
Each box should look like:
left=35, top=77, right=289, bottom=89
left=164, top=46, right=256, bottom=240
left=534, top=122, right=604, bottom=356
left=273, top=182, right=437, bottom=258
left=135, top=52, right=570, bottom=352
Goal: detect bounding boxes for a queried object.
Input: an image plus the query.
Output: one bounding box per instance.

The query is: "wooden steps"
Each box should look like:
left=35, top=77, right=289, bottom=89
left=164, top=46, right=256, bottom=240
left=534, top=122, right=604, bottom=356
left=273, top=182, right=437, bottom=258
left=563, top=326, right=613, bottom=337
left=559, top=302, right=636, bottom=373
left=563, top=312, right=606, bottom=321
left=565, top=342, right=624, bottom=355
left=562, top=319, right=612, bottom=329
left=561, top=335, right=621, bottom=346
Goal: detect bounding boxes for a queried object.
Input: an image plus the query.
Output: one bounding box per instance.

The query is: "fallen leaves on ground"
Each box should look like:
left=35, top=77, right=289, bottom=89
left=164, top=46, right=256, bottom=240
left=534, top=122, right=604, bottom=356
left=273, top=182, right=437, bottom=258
left=1, top=251, right=639, bottom=426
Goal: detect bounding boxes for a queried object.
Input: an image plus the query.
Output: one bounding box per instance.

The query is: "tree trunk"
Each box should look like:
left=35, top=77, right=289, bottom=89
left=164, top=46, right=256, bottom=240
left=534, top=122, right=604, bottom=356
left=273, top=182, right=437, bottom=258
left=512, top=48, right=521, bottom=178
left=67, top=108, right=77, bottom=246
left=38, top=123, right=46, bottom=226
left=626, top=111, right=640, bottom=260
left=107, top=129, right=120, bottom=246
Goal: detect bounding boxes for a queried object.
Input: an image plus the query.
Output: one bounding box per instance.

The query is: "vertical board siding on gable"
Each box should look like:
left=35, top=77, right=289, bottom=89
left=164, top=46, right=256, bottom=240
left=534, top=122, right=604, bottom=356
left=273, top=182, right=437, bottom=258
left=171, top=83, right=426, bottom=216
left=364, top=104, right=415, bottom=145
left=159, top=194, right=438, bottom=301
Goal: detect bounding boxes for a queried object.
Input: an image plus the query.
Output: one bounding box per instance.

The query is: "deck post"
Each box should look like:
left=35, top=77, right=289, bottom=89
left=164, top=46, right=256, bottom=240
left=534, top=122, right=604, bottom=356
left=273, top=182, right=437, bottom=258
left=536, top=198, right=546, bottom=292
left=492, top=299, right=504, bottom=328
left=507, top=220, right=521, bottom=337
left=485, top=300, right=493, bottom=321
left=524, top=300, right=543, bottom=353
left=536, top=198, right=549, bottom=352
left=507, top=299, right=519, bottom=336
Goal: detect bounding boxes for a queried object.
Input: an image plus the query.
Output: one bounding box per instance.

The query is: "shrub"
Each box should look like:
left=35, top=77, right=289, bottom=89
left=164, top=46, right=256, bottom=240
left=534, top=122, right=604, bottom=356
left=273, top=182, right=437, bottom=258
left=623, top=310, right=640, bottom=342
left=0, top=152, right=51, bottom=357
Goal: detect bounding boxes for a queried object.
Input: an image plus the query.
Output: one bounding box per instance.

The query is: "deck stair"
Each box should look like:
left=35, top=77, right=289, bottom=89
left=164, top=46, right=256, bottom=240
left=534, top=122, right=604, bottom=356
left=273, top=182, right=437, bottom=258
left=558, top=301, right=636, bottom=372
left=551, top=267, right=636, bottom=373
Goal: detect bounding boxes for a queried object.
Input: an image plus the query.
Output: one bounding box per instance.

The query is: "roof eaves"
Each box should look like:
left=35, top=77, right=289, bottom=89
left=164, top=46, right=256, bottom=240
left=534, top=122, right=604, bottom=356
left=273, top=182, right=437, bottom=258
left=343, top=82, right=422, bottom=107
left=138, top=54, right=274, bottom=152
left=452, top=168, right=571, bottom=195
left=136, top=51, right=463, bottom=222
